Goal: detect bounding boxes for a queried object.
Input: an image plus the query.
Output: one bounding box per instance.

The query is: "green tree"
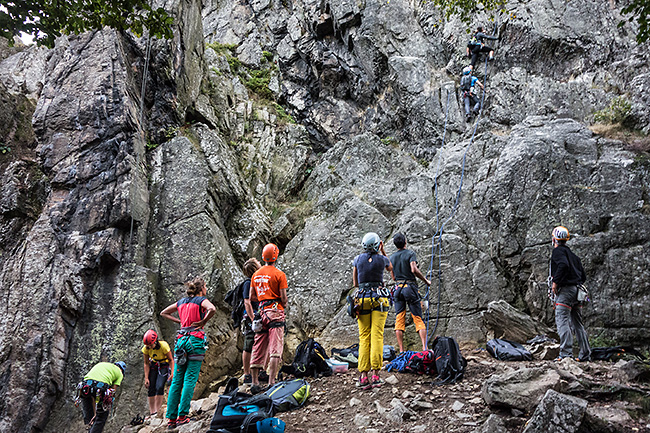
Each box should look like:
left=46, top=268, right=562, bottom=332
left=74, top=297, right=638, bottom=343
left=621, top=0, right=650, bottom=43
left=0, top=0, right=174, bottom=48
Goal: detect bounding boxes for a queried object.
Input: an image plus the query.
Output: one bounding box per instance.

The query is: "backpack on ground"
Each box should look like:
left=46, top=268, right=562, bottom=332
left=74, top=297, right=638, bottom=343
left=460, top=74, right=472, bottom=92
left=207, top=377, right=274, bottom=433
left=225, top=279, right=248, bottom=327
left=405, top=350, right=437, bottom=375
left=431, top=336, right=467, bottom=385
left=591, top=346, right=647, bottom=362
left=383, top=345, right=397, bottom=361
left=264, top=379, right=311, bottom=413
left=286, top=338, right=332, bottom=378
left=486, top=338, right=533, bottom=361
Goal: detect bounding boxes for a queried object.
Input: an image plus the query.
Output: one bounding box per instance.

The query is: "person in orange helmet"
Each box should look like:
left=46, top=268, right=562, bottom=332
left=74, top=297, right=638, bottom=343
left=249, top=243, right=288, bottom=394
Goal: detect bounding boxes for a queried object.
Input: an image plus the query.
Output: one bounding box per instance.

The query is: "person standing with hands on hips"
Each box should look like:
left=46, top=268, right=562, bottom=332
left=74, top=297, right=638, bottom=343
left=160, top=277, right=216, bottom=429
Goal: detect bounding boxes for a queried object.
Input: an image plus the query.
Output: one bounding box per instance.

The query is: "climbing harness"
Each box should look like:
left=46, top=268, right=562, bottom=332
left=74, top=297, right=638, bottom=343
left=425, top=21, right=500, bottom=345
left=354, top=284, right=391, bottom=315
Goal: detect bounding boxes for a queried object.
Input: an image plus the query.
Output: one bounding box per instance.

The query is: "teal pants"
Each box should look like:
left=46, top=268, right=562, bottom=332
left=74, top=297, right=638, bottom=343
left=165, top=335, right=206, bottom=419
left=165, top=359, right=202, bottom=419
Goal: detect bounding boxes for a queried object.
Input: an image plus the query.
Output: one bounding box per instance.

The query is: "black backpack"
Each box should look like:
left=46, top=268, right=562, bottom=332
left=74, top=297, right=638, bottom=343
left=431, top=336, right=467, bottom=385
left=486, top=339, right=533, bottom=361
left=460, top=74, right=472, bottom=92
left=285, top=338, right=332, bottom=378
left=224, top=279, right=248, bottom=327
left=207, top=378, right=274, bottom=433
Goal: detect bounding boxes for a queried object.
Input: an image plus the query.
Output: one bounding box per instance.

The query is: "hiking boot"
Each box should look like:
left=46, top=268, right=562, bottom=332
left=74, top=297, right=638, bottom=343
left=575, top=356, right=591, bottom=362
left=250, top=384, right=264, bottom=394
left=167, top=419, right=177, bottom=430
left=176, top=415, right=191, bottom=425
left=259, top=371, right=270, bottom=383
left=371, top=375, right=384, bottom=388
left=356, top=376, right=372, bottom=391
left=243, top=374, right=252, bottom=384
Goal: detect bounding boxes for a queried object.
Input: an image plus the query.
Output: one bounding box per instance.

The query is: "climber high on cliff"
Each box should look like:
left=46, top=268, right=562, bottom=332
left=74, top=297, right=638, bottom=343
left=466, top=26, right=498, bottom=68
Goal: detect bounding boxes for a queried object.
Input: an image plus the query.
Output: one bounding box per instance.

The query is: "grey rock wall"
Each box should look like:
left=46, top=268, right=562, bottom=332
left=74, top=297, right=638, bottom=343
left=0, top=0, right=648, bottom=432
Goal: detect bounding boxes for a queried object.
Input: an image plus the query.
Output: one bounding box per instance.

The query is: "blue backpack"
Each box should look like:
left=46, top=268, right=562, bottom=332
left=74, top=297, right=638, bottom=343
left=207, top=378, right=273, bottom=433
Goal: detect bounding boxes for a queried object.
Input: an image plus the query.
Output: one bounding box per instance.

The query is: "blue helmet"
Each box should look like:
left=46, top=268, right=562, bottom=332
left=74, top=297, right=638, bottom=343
left=114, top=361, right=126, bottom=373
left=463, top=66, right=472, bottom=75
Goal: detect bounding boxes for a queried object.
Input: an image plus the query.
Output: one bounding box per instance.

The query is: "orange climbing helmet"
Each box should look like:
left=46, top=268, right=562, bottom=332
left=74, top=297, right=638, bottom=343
left=262, top=243, right=280, bottom=263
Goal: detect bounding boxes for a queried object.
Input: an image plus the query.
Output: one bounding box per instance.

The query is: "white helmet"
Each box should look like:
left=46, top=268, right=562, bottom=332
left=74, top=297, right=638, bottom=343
left=362, top=232, right=381, bottom=253
left=462, top=66, right=472, bottom=75
left=552, top=226, right=570, bottom=241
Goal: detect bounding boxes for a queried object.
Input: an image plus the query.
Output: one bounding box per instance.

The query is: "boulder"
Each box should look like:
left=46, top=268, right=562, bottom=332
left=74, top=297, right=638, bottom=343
left=582, top=405, right=635, bottom=433
left=473, top=414, right=508, bottom=433
left=522, top=389, right=587, bottom=433
left=483, top=300, right=555, bottom=342
left=482, top=367, right=563, bottom=411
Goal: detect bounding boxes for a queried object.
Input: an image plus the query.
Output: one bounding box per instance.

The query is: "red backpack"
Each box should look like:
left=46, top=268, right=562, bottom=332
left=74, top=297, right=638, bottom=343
left=405, top=350, right=436, bottom=375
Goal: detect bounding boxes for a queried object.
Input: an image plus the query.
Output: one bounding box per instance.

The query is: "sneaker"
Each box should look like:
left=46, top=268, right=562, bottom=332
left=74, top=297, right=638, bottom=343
left=250, top=384, right=263, bottom=394
left=371, top=375, right=384, bottom=388
left=488, top=56, right=494, bottom=61
left=243, top=374, right=252, bottom=384
left=259, top=371, right=270, bottom=383
left=356, top=376, right=372, bottom=390
left=176, top=415, right=191, bottom=425
left=575, top=357, right=591, bottom=362
left=167, top=419, right=177, bottom=430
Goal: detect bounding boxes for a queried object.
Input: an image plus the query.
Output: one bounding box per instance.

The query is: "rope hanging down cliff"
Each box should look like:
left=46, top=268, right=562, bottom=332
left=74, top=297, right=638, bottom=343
left=129, top=34, right=153, bottom=257
left=425, top=22, right=500, bottom=343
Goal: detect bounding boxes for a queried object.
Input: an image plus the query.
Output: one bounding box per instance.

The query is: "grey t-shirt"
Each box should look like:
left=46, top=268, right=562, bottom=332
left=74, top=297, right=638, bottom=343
left=390, top=249, right=417, bottom=281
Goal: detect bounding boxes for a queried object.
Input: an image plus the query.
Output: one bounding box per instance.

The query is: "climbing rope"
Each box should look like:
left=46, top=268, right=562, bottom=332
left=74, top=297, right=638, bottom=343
left=425, top=21, right=500, bottom=344
left=129, top=34, right=153, bottom=257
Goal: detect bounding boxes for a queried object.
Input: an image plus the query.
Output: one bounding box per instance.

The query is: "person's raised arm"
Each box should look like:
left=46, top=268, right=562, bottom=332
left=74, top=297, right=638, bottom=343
left=192, top=299, right=216, bottom=328
left=160, top=303, right=180, bottom=324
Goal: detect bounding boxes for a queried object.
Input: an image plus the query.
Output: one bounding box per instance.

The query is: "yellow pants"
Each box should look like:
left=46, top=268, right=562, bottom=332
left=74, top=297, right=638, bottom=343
left=357, top=297, right=389, bottom=372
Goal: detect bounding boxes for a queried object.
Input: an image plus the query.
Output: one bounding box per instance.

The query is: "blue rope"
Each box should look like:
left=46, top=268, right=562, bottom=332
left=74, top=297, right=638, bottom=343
left=385, top=350, right=417, bottom=372
left=426, top=21, right=499, bottom=344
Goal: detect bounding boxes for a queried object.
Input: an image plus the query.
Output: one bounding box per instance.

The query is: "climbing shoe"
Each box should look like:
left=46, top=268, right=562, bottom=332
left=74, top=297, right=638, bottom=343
left=488, top=55, right=494, bottom=61
left=167, top=419, right=177, bottom=430
left=243, top=374, right=252, bottom=384
left=259, top=371, right=270, bottom=382
left=371, top=375, right=383, bottom=387
left=177, top=415, right=191, bottom=425
left=356, top=376, right=372, bottom=391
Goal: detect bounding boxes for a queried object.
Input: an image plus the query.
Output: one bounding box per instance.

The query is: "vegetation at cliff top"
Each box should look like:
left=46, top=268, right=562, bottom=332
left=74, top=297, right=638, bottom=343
left=0, top=0, right=174, bottom=48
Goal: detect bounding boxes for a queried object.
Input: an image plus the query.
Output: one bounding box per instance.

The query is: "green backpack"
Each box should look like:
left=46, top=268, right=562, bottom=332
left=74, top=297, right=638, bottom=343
left=264, top=379, right=311, bottom=413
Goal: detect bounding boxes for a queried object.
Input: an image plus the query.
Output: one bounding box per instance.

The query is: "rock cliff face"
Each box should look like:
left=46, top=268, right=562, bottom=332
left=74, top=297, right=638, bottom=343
left=0, top=0, right=648, bottom=432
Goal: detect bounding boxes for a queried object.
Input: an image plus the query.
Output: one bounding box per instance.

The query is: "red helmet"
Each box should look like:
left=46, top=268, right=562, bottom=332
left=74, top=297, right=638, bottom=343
left=262, top=243, right=279, bottom=263
left=143, top=330, right=158, bottom=346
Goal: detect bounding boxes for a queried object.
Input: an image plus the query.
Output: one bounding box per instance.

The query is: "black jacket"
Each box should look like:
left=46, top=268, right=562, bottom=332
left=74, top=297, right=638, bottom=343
left=551, top=245, right=586, bottom=287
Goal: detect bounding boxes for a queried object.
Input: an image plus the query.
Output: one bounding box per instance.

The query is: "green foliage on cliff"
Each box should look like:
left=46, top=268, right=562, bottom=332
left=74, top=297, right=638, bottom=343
left=0, top=0, right=174, bottom=48
left=594, top=96, right=632, bottom=125
left=245, top=69, right=273, bottom=100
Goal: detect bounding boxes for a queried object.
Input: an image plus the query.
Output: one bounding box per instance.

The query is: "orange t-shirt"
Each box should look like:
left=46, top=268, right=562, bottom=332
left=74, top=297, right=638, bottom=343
left=251, top=265, right=288, bottom=310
